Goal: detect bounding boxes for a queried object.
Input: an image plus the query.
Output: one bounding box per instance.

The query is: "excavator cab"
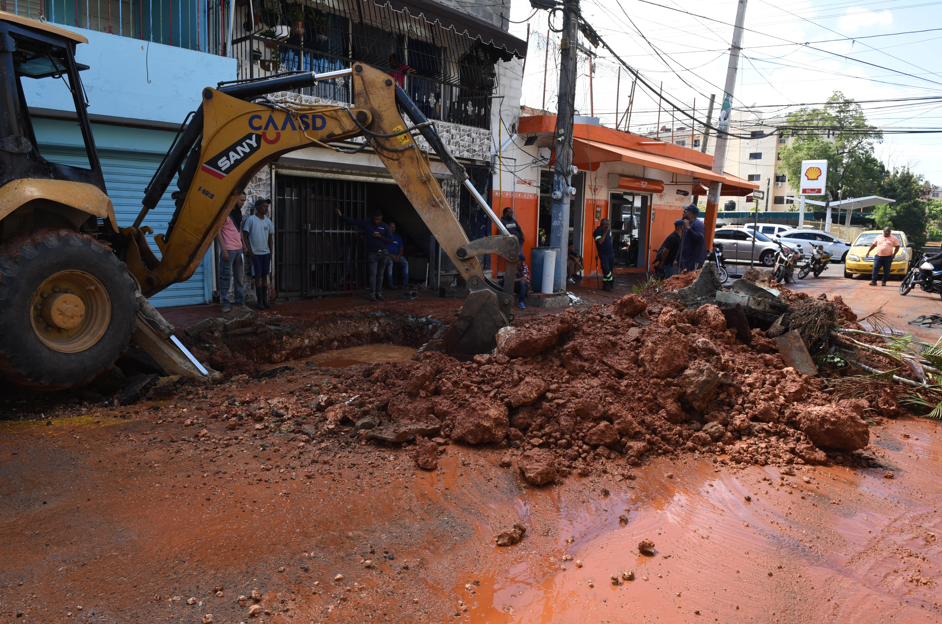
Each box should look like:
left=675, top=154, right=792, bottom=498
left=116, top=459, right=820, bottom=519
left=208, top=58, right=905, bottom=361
left=0, top=13, right=140, bottom=389
left=0, top=12, right=112, bottom=233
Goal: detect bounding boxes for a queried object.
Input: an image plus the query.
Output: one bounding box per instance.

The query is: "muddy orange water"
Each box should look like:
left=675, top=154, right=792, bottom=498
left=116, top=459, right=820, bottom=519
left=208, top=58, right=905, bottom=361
left=312, top=344, right=416, bottom=368
left=1, top=414, right=940, bottom=623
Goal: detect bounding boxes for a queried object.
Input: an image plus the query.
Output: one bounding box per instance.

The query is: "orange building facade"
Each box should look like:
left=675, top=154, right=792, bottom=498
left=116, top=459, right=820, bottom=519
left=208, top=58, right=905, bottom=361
left=489, top=116, right=758, bottom=281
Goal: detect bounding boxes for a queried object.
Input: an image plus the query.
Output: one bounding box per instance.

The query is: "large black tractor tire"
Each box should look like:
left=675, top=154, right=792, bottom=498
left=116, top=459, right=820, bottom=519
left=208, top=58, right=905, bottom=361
left=0, top=229, right=137, bottom=390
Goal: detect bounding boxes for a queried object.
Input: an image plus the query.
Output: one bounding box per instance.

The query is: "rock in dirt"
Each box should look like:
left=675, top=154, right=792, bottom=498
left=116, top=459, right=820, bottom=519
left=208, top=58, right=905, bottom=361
left=693, top=304, right=727, bottom=334
left=638, top=539, right=656, bottom=555
left=325, top=403, right=357, bottom=425
left=640, top=327, right=690, bottom=378
left=367, top=422, right=441, bottom=444
left=612, top=294, right=647, bottom=318
left=679, top=363, right=724, bottom=412
left=494, top=523, right=527, bottom=547
left=496, top=314, right=573, bottom=358
left=796, top=400, right=869, bottom=451
left=794, top=442, right=827, bottom=465
left=412, top=437, right=438, bottom=470
left=355, top=415, right=378, bottom=430
left=117, top=373, right=159, bottom=406
left=518, top=449, right=557, bottom=486
left=584, top=421, right=620, bottom=447
left=702, top=422, right=725, bottom=442
left=507, top=376, right=549, bottom=408
left=450, top=399, right=509, bottom=445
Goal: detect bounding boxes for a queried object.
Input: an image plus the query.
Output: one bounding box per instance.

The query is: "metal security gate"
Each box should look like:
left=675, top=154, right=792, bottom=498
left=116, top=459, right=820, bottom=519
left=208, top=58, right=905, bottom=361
left=41, top=146, right=211, bottom=307
left=275, top=174, right=369, bottom=297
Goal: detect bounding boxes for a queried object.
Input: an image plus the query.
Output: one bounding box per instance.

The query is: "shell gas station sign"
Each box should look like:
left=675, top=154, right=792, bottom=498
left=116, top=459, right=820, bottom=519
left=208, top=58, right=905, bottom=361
left=800, top=160, right=828, bottom=196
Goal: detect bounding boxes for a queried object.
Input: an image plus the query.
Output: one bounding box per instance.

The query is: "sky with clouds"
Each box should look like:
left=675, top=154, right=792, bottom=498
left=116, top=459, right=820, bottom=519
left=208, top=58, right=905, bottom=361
left=504, top=0, right=942, bottom=186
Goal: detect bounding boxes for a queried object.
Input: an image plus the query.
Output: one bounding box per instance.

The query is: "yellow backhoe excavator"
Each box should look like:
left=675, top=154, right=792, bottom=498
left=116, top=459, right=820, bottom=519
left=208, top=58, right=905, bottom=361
left=0, top=11, right=520, bottom=389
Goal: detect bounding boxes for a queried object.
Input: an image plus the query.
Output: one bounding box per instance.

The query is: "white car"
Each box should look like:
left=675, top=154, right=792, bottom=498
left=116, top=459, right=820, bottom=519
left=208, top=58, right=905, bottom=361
left=744, top=223, right=798, bottom=238
left=775, top=230, right=851, bottom=263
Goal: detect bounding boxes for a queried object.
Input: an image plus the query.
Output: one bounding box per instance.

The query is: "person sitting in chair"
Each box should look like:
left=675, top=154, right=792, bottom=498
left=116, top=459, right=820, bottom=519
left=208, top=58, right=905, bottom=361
left=499, top=254, right=530, bottom=309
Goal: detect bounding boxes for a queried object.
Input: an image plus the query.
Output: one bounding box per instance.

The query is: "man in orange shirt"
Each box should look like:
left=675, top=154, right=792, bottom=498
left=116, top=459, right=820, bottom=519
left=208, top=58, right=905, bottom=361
left=866, top=226, right=901, bottom=287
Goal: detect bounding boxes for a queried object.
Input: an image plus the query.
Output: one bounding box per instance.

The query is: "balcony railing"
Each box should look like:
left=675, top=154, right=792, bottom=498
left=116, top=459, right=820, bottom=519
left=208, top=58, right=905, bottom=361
left=1, top=0, right=227, bottom=52
left=231, top=32, right=492, bottom=130
left=4, top=0, right=503, bottom=131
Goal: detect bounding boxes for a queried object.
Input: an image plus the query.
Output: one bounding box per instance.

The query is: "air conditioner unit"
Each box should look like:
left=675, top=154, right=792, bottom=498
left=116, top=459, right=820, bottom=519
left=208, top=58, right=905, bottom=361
left=775, top=182, right=783, bottom=187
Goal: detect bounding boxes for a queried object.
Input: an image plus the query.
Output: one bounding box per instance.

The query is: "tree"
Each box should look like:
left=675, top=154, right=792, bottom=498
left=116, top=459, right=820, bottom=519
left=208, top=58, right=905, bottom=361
left=927, top=198, right=942, bottom=242
left=779, top=92, right=884, bottom=201
left=873, top=167, right=932, bottom=248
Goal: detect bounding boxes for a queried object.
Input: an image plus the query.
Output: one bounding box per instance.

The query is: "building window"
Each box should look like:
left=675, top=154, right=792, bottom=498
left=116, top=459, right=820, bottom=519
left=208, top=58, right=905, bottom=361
left=749, top=152, right=762, bottom=160
left=747, top=174, right=761, bottom=182
left=779, top=136, right=786, bottom=144
left=786, top=198, right=794, bottom=205
left=775, top=174, right=787, bottom=183
left=934, top=192, right=940, bottom=198
left=777, top=152, right=782, bottom=160
left=694, top=139, right=700, bottom=147
left=676, top=140, right=686, bottom=147
left=774, top=196, right=785, bottom=205
left=750, top=130, right=765, bottom=138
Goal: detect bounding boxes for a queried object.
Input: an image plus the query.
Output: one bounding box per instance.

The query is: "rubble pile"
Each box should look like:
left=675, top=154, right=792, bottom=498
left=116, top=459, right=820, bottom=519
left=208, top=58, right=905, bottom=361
left=239, top=283, right=882, bottom=485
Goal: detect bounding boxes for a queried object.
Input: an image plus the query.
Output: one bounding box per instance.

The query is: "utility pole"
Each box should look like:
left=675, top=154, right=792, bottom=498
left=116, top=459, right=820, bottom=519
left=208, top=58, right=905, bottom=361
left=704, top=0, right=748, bottom=244
left=547, top=0, right=580, bottom=293
left=700, top=94, right=716, bottom=154
left=691, top=94, right=716, bottom=208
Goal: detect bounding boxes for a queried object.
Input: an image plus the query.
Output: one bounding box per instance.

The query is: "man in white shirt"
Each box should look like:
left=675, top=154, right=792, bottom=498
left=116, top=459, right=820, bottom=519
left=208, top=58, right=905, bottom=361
left=242, top=199, right=275, bottom=309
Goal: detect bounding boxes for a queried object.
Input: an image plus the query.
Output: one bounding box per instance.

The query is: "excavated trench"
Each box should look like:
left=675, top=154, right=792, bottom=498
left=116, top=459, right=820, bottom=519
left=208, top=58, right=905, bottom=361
left=180, top=309, right=443, bottom=375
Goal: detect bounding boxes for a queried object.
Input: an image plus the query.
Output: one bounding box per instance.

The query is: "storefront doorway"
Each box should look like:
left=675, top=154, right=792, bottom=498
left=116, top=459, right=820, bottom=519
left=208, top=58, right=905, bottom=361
left=609, top=192, right=650, bottom=269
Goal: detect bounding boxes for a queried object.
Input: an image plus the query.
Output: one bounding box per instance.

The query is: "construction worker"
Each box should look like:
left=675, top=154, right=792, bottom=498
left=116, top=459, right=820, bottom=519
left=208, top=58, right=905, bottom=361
left=594, top=218, right=615, bottom=292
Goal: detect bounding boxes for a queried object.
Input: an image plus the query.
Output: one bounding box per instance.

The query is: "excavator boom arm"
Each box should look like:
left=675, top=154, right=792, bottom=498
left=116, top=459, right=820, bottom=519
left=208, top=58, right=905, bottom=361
left=123, top=64, right=520, bottom=357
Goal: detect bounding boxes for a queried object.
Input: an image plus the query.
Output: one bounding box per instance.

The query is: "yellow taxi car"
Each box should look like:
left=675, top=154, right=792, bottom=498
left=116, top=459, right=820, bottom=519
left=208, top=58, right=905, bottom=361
left=844, top=230, right=911, bottom=278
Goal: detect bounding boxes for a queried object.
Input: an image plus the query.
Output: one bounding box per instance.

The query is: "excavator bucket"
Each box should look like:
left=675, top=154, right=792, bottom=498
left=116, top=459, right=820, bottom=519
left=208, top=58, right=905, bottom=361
left=423, top=290, right=508, bottom=358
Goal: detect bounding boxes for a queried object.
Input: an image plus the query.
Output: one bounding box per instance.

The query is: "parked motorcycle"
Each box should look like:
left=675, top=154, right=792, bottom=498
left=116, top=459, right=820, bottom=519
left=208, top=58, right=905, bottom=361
left=797, top=243, right=833, bottom=279
left=772, top=241, right=802, bottom=284
left=708, top=243, right=729, bottom=284
left=900, top=249, right=942, bottom=298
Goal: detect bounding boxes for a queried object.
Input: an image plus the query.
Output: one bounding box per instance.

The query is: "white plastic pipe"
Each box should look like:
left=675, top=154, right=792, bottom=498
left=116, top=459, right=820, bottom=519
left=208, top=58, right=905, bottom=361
left=541, top=249, right=556, bottom=295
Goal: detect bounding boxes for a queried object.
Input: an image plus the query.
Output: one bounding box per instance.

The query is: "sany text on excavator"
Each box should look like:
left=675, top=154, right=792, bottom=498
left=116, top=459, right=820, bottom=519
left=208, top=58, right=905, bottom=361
left=0, top=11, right=520, bottom=389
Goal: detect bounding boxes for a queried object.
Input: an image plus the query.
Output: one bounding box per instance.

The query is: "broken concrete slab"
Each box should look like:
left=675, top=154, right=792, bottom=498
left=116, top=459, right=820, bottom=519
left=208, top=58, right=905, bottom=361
left=716, top=290, right=784, bottom=313
left=730, top=278, right=781, bottom=299
left=774, top=330, right=818, bottom=377
left=665, top=262, right=723, bottom=304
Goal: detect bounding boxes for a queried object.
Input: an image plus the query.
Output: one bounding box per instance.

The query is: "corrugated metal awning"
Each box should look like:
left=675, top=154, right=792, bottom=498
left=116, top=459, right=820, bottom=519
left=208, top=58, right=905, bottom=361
left=379, top=0, right=527, bottom=60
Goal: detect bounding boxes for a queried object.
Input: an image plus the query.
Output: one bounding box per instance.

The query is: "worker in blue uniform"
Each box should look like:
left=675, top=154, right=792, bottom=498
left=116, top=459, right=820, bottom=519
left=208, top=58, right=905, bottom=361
left=593, top=218, right=616, bottom=292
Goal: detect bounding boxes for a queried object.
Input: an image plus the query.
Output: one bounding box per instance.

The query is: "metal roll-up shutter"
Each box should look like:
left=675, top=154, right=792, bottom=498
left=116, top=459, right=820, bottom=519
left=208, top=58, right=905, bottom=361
left=39, top=147, right=211, bottom=308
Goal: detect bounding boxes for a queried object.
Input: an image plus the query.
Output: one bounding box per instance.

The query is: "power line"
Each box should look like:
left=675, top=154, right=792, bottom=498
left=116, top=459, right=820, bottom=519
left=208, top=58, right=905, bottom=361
left=753, top=0, right=942, bottom=83
left=628, top=0, right=942, bottom=89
